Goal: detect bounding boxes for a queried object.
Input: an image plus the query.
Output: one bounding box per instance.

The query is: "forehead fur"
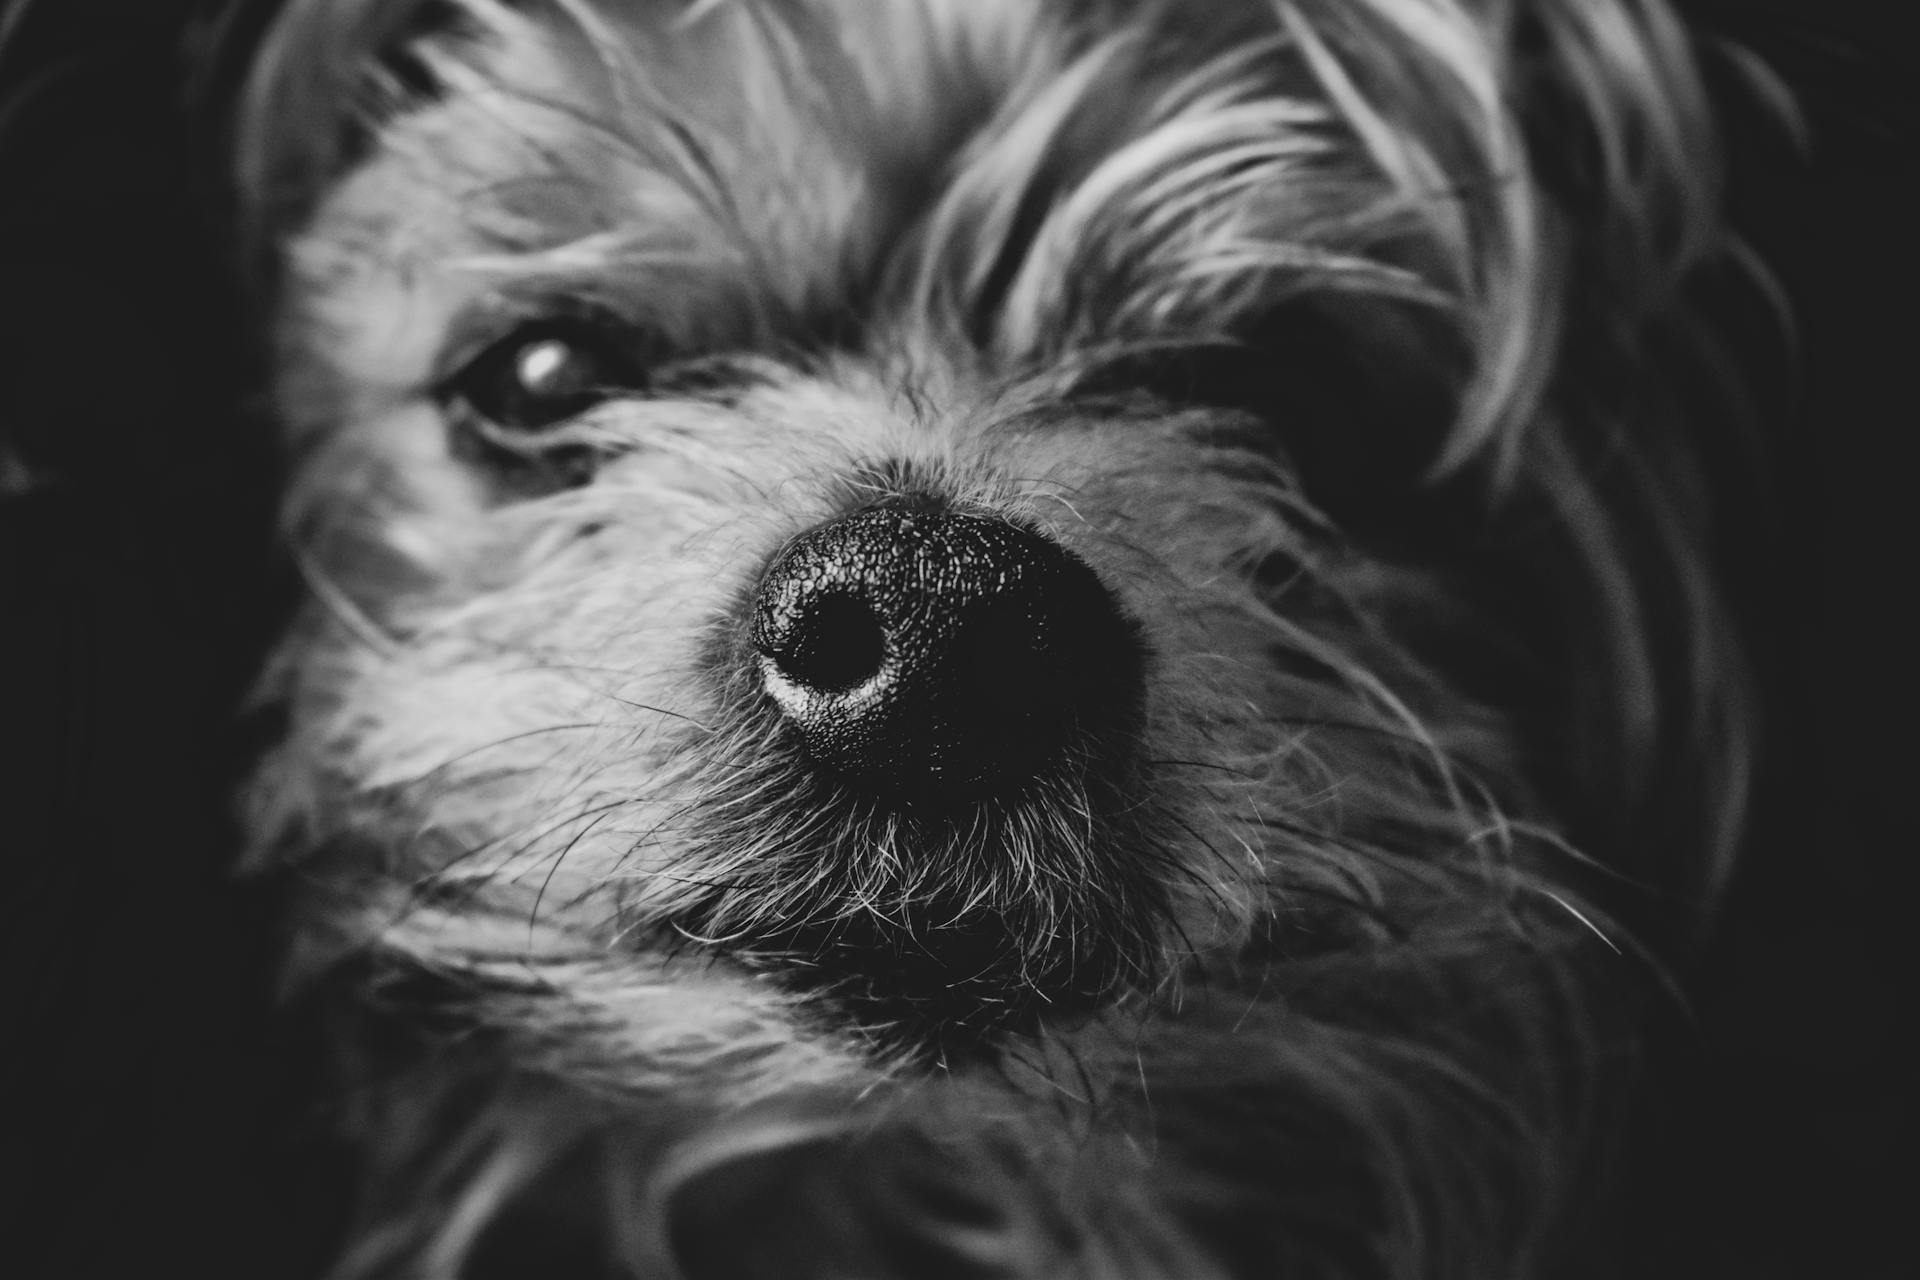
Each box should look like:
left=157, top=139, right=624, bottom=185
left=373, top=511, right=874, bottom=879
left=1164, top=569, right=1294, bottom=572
left=248, top=0, right=1722, bottom=474
left=261, top=2, right=1431, bottom=406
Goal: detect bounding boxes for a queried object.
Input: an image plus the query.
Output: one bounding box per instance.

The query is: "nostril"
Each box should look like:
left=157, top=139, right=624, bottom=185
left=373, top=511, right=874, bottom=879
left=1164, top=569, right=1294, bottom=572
left=759, top=593, right=887, bottom=692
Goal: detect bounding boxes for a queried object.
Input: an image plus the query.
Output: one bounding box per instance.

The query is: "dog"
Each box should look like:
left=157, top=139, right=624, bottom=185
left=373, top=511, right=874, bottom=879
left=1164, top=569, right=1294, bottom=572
left=225, top=0, right=1764, bottom=1275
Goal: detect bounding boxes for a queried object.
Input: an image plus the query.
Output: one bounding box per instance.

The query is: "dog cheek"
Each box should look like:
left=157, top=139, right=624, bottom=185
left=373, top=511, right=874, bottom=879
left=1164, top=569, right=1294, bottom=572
left=284, top=412, right=502, bottom=617
left=256, top=637, right=605, bottom=861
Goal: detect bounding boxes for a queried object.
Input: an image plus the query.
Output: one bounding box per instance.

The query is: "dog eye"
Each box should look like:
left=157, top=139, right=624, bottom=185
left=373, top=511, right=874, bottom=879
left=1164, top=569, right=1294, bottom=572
left=441, top=318, right=649, bottom=433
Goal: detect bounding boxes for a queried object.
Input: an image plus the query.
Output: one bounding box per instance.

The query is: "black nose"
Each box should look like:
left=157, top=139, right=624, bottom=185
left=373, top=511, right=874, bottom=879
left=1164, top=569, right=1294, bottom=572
left=749, top=500, right=1141, bottom=799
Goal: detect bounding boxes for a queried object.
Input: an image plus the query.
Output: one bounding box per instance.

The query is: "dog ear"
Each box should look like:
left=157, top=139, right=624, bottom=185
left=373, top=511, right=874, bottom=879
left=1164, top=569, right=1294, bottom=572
left=1268, top=0, right=1726, bottom=490
left=230, top=0, right=463, bottom=256
left=1267, top=0, right=1759, bottom=909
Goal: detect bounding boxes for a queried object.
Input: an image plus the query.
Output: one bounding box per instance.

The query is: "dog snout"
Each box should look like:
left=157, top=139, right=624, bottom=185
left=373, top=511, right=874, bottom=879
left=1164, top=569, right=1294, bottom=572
left=750, top=497, right=1141, bottom=800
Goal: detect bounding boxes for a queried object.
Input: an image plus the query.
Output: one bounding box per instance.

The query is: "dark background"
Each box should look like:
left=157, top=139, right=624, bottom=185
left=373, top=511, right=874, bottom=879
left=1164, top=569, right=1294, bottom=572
left=2, top=2, right=1913, bottom=1276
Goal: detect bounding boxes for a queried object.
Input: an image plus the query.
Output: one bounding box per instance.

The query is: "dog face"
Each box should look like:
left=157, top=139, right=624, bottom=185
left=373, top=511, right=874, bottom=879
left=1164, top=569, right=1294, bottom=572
left=236, top=1, right=1751, bottom=1275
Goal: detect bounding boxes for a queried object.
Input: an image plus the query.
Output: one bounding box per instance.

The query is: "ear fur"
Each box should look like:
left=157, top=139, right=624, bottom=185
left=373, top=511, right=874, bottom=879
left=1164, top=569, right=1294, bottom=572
left=232, top=0, right=465, bottom=261
left=1268, top=0, right=1757, bottom=911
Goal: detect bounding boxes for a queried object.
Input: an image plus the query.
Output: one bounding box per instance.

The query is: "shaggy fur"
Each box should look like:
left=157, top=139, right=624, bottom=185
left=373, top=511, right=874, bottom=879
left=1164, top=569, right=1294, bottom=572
left=229, top=1, right=1764, bottom=1275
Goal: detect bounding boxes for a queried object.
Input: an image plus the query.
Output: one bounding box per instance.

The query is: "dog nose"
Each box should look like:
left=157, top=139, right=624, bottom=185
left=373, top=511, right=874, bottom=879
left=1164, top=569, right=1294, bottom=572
left=750, top=500, right=1140, bottom=799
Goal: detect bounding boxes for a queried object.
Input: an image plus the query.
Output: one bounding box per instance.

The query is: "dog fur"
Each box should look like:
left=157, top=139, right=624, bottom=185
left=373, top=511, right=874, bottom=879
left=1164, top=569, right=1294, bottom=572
left=226, top=1, right=1764, bottom=1275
